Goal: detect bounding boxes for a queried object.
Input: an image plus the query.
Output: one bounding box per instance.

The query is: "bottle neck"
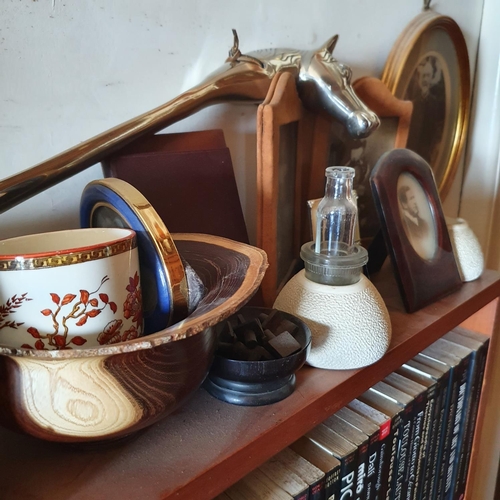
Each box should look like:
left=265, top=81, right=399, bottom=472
left=325, top=174, right=353, bottom=200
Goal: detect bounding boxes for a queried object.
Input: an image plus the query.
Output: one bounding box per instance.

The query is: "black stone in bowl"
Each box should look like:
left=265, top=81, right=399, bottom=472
left=205, top=307, right=311, bottom=406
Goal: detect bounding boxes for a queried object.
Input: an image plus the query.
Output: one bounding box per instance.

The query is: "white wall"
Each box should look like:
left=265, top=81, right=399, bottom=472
left=0, top=0, right=485, bottom=244
left=459, top=0, right=500, bottom=270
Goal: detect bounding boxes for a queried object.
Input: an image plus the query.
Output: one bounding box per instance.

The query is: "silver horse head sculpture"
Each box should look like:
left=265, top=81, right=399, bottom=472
left=0, top=30, right=380, bottom=212
left=226, top=30, right=379, bottom=137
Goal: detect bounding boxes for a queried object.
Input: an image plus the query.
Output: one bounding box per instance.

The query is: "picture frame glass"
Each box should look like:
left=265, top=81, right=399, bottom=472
left=383, top=14, right=470, bottom=198
left=396, top=172, right=438, bottom=261
left=398, top=29, right=460, bottom=186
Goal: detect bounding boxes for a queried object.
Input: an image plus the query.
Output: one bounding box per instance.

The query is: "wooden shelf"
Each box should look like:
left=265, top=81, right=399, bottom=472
left=1, top=270, right=499, bottom=500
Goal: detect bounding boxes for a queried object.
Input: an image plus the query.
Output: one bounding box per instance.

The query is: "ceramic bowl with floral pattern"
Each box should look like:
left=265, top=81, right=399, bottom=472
left=0, top=227, right=143, bottom=350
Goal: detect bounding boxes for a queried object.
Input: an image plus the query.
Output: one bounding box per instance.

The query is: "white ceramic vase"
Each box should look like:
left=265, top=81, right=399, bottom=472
left=446, top=217, right=484, bottom=282
left=273, top=270, right=391, bottom=370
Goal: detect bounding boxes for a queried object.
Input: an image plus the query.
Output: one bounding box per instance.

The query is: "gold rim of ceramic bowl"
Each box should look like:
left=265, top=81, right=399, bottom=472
left=0, top=228, right=137, bottom=271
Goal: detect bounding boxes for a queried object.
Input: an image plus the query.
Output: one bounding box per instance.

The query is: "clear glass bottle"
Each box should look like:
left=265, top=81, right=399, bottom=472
left=315, top=167, right=357, bottom=256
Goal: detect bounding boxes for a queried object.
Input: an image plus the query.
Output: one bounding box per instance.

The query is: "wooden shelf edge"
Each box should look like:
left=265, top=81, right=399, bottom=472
left=167, top=271, right=500, bottom=499
left=1, top=271, right=500, bottom=500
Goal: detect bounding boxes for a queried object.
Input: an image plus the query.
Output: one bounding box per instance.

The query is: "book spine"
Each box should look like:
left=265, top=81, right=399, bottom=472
left=374, top=420, right=391, bottom=500
left=294, top=493, right=309, bottom=500
left=414, top=383, right=436, bottom=500
left=392, top=403, right=414, bottom=500
left=453, top=341, right=489, bottom=499
left=366, top=431, right=381, bottom=500
left=424, top=371, right=451, bottom=499
left=309, top=476, right=325, bottom=500
left=405, top=392, right=426, bottom=500
left=326, top=463, right=341, bottom=500
left=339, top=451, right=358, bottom=500
left=444, top=356, right=470, bottom=498
left=355, top=440, right=368, bottom=500
left=434, top=361, right=465, bottom=500
left=384, top=413, right=402, bottom=500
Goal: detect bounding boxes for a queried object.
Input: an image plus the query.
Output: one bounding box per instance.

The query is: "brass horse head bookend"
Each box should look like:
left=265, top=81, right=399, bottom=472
left=0, top=31, right=379, bottom=213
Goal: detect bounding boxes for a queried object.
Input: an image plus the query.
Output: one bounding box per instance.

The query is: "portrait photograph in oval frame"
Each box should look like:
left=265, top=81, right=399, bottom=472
left=382, top=11, right=470, bottom=200
left=370, top=149, right=462, bottom=313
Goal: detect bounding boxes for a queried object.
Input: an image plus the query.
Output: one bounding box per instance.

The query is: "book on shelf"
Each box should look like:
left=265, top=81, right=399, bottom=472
left=306, top=424, right=358, bottom=500
left=358, top=387, right=404, bottom=500
left=347, top=399, right=392, bottom=500
left=290, top=435, right=341, bottom=500
left=262, top=447, right=326, bottom=500
left=397, top=358, right=441, bottom=500
left=225, top=467, right=293, bottom=500
left=258, top=451, right=310, bottom=500
left=335, top=406, right=381, bottom=500
left=221, top=327, right=489, bottom=500
left=369, top=381, right=415, bottom=500
left=383, top=372, right=428, bottom=500
left=419, top=338, right=472, bottom=500
left=411, top=352, right=452, bottom=499
left=323, top=413, right=370, bottom=500
left=443, top=328, right=490, bottom=500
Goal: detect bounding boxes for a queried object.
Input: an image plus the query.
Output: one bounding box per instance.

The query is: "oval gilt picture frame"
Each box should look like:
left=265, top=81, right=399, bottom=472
left=382, top=11, right=470, bottom=200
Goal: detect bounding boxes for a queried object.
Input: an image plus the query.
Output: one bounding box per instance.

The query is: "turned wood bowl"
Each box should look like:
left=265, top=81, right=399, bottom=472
left=0, top=234, right=267, bottom=443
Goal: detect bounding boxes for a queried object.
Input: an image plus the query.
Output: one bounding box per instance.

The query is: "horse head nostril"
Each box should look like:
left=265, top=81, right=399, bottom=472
left=347, top=111, right=380, bottom=138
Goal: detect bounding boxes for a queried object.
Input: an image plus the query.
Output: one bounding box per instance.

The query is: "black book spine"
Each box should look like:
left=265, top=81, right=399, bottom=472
left=294, top=492, right=309, bottom=500
left=435, top=360, right=466, bottom=500
left=338, top=450, right=358, bottom=500
left=384, top=413, right=402, bottom=500
left=416, top=382, right=438, bottom=500
left=309, top=475, right=325, bottom=500
left=405, top=392, right=427, bottom=500
left=374, top=420, right=392, bottom=500
left=366, top=431, right=381, bottom=500
left=453, top=341, right=489, bottom=499
left=424, top=371, right=451, bottom=499
left=444, top=356, right=471, bottom=498
left=392, top=402, right=414, bottom=500
left=355, top=440, right=369, bottom=500
left=326, top=463, right=341, bottom=500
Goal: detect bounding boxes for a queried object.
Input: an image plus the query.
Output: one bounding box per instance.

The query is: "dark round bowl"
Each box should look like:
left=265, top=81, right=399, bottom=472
left=205, top=307, right=311, bottom=406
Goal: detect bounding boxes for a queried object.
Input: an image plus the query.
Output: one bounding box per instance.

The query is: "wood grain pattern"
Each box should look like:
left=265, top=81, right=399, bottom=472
left=0, top=234, right=267, bottom=442
left=257, top=72, right=305, bottom=306
left=0, top=268, right=498, bottom=499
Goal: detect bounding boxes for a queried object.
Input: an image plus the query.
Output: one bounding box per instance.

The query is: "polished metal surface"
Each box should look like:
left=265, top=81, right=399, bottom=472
left=0, top=31, right=378, bottom=214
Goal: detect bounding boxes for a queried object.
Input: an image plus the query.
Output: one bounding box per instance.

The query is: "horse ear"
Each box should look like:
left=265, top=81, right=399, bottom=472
left=324, top=35, right=339, bottom=54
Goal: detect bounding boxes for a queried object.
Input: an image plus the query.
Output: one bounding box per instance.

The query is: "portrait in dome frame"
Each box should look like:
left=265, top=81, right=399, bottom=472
left=381, top=11, right=470, bottom=201
left=370, top=149, right=462, bottom=313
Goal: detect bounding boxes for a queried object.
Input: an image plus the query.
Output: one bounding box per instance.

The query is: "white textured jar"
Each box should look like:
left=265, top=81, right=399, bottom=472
left=274, top=270, right=391, bottom=370
left=447, top=218, right=484, bottom=282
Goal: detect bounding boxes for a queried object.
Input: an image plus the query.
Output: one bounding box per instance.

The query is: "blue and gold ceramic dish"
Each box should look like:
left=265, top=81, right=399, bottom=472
left=80, top=178, right=188, bottom=334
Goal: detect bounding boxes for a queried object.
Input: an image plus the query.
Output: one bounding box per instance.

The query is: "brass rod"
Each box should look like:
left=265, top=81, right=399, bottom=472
left=0, top=62, right=273, bottom=214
